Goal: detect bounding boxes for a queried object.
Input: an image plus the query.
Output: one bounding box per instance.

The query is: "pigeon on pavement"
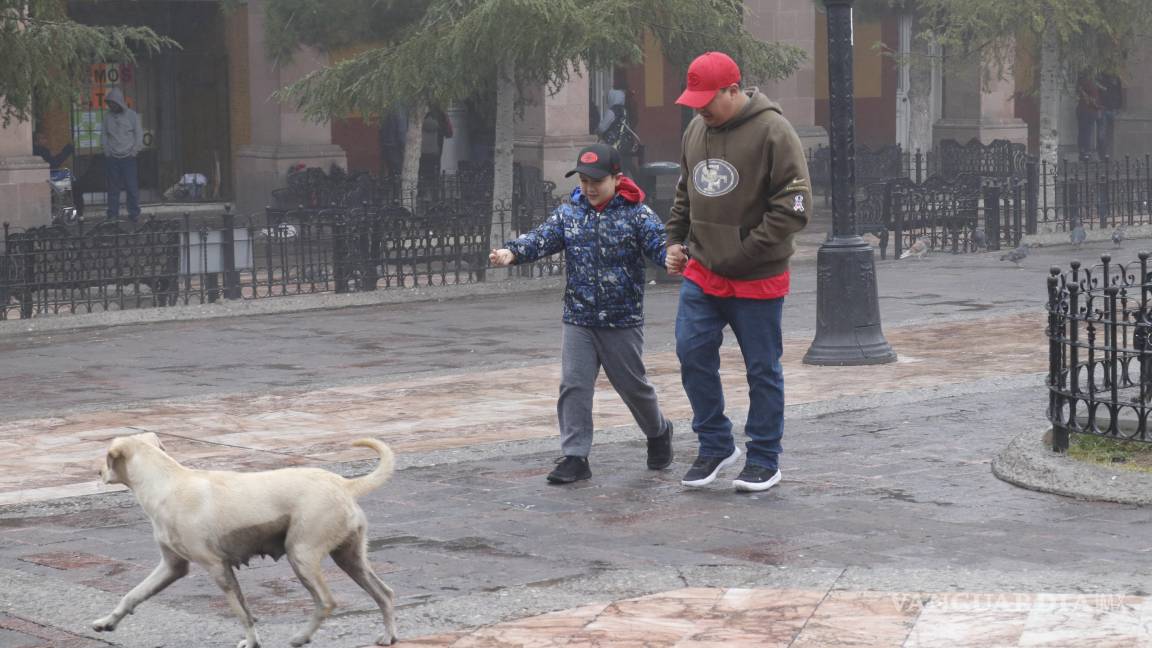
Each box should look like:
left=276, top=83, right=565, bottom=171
left=900, top=236, right=930, bottom=260
left=1070, top=219, right=1086, bottom=248
left=1000, top=243, right=1029, bottom=267
left=1112, top=226, right=1126, bottom=248
left=970, top=228, right=987, bottom=251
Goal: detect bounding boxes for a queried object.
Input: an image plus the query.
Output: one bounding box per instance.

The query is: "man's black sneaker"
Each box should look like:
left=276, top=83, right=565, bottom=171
left=546, top=456, right=591, bottom=484
left=646, top=421, right=674, bottom=470
left=732, top=464, right=782, bottom=492
left=680, top=447, right=742, bottom=487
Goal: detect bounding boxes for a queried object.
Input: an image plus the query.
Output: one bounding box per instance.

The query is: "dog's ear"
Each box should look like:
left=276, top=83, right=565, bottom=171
left=140, top=432, right=165, bottom=451
left=106, top=439, right=125, bottom=460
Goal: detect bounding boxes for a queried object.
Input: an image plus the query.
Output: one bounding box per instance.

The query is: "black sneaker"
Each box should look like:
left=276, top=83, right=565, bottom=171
left=546, top=456, right=591, bottom=484
left=680, top=447, right=742, bottom=487
left=646, top=421, right=674, bottom=470
left=732, top=463, right=782, bottom=492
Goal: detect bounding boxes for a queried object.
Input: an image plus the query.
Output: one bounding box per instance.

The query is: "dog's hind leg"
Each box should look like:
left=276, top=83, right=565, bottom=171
left=331, top=536, right=397, bottom=646
left=206, top=563, right=261, bottom=648
left=286, top=547, right=336, bottom=647
left=92, top=548, right=189, bottom=632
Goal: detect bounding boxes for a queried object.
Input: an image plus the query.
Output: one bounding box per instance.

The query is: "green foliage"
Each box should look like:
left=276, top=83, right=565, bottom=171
left=0, top=0, right=177, bottom=126
left=916, top=0, right=1152, bottom=82
left=268, top=0, right=807, bottom=123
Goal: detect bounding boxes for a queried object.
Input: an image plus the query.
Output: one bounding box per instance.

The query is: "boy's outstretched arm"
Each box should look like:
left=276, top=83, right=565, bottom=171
left=503, top=208, right=566, bottom=265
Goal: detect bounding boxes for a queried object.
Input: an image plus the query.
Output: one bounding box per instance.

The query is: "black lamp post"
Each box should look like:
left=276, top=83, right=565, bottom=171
left=803, top=0, right=897, bottom=366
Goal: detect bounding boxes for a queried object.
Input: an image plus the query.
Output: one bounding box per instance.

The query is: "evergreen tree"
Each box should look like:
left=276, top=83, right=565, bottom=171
left=262, top=0, right=807, bottom=247
left=0, top=0, right=175, bottom=126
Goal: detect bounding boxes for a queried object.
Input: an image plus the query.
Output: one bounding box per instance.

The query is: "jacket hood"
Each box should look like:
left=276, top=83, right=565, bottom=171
left=606, top=89, right=626, bottom=108
left=105, top=87, right=126, bottom=109
left=711, top=89, right=780, bottom=132
left=570, top=175, right=646, bottom=208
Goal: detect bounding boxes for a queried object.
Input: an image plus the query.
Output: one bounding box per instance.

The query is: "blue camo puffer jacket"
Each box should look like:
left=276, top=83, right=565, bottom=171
left=505, top=177, right=667, bottom=328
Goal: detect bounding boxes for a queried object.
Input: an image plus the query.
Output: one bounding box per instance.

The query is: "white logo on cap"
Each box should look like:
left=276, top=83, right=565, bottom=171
left=692, top=159, right=739, bottom=197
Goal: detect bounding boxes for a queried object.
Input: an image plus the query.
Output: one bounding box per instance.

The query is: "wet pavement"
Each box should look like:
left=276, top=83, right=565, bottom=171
left=2, top=230, right=1151, bottom=647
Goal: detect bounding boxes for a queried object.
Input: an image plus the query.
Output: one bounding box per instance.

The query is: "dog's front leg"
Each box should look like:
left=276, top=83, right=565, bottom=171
left=92, top=551, right=189, bottom=632
left=207, top=563, right=261, bottom=648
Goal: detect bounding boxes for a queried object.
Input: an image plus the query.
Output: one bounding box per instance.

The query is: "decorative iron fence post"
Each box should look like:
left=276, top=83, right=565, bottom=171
left=221, top=205, right=241, bottom=300
left=803, top=0, right=896, bottom=366
left=17, top=232, right=34, bottom=319
left=1047, top=267, right=1062, bottom=440
left=332, top=215, right=349, bottom=294
left=983, top=186, right=1001, bottom=252
left=1026, top=160, right=1038, bottom=234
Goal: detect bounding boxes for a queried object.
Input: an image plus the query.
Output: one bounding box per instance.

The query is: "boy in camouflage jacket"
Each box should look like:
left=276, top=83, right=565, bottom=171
left=490, top=144, right=673, bottom=484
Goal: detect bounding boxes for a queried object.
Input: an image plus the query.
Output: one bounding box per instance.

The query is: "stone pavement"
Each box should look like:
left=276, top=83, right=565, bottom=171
left=3, top=236, right=1152, bottom=647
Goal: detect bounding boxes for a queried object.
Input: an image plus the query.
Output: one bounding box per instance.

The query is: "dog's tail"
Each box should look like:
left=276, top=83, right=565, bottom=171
left=344, top=439, right=396, bottom=497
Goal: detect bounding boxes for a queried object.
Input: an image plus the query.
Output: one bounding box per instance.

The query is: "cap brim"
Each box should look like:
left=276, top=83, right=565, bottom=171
left=565, top=165, right=610, bottom=179
left=675, top=88, right=715, bottom=109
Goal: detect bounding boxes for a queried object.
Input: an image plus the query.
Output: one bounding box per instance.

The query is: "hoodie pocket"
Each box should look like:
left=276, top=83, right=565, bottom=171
left=688, top=220, right=754, bottom=276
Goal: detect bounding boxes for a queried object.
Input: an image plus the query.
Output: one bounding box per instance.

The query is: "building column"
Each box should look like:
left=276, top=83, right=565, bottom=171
left=1114, top=40, right=1152, bottom=158
left=747, top=0, right=827, bottom=150
left=515, top=63, right=596, bottom=191
left=231, top=0, right=345, bottom=215
left=0, top=118, right=49, bottom=231
left=934, top=49, right=1028, bottom=145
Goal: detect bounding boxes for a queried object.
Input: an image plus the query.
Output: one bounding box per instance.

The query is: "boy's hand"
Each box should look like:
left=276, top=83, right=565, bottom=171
left=665, top=244, right=687, bottom=276
left=489, top=248, right=515, bottom=266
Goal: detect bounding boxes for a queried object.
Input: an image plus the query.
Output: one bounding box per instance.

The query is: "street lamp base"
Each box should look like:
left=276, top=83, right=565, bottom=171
left=803, top=235, right=898, bottom=366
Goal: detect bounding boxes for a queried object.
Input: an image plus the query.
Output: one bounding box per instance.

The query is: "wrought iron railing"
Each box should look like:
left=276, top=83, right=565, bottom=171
left=1, top=195, right=564, bottom=320
left=1048, top=253, right=1152, bottom=450
left=1037, top=157, right=1152, bottom=235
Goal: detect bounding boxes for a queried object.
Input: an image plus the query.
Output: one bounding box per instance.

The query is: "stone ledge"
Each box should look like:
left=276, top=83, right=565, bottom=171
left=992, top=428, right=1152, bottom=505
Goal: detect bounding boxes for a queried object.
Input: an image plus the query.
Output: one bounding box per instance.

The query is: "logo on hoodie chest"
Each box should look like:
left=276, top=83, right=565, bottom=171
left=691, top=159, right=740, bottom=198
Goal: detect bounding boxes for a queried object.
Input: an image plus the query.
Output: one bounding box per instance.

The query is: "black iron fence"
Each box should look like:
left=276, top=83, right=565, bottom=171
left=1037, top=156, right=1152, bottom=235
left=2, top=193, right=563, bottom=320
left=1047, top=253, right=1152, bottom=450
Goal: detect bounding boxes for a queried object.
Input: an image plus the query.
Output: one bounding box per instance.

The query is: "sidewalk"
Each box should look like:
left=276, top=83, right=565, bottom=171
left=3, top=237, right=1152, bottom=647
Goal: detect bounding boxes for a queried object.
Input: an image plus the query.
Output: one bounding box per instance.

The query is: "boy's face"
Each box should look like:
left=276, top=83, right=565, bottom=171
left=580, top=173, right=619, bottom=207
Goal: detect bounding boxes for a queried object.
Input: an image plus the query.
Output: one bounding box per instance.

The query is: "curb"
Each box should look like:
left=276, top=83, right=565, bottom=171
left=992, top=428, right=1152, bottom=505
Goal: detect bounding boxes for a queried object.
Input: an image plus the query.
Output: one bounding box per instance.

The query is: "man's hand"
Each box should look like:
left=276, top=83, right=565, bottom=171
left=665, top=243, right=687, bottom=276
left=489, top=248, right=515, bottom=267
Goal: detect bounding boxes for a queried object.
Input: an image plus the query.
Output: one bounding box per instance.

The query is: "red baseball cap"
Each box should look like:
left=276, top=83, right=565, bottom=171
left=675, top=52, right=742, bottom=109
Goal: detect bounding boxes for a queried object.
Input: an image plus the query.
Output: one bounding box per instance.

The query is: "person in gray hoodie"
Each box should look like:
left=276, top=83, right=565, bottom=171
left=101, top=87, right=144, bottom=222
left=664, top=52, right=811, bottom=493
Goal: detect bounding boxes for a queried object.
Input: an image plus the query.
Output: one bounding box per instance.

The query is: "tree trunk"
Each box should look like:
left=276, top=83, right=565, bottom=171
left=907, top=15, right=935, bottom=180
left=402, top=102, right=426, bottom=203
left=491, top=59, right=516, bottom=261
left=1038, top=24, right=1061, bottom=229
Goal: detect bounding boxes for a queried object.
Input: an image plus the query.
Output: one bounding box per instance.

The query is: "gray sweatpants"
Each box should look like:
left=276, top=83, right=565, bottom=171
left=558, top=323, right=669, bottom=457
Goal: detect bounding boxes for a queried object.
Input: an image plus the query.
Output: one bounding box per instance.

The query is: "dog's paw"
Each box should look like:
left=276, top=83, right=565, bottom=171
left=288, top=634, right=311, bottom=647
left=375, top=633, right=397, bottom=646
left=236, top=640, right=260, bottom=648
left=91, top=615, right=118, bottom=632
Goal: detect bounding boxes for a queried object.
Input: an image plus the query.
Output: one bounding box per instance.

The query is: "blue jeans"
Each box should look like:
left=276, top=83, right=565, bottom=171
left=675, top=278, right=784, bottom=470
left=105, top=156, right=140, bottom=221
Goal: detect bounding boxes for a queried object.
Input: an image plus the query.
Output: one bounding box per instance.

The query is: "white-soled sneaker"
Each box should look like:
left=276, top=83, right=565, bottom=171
left=680, top=447, right=742, bottom=487
left=732, top=464, right=782, bottom=492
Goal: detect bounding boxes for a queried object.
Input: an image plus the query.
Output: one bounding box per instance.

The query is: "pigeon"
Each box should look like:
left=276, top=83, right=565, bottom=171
left=970, top=228, right=987, bottom=251
left=899, top=236, right=930, bottom=260
left=1070, top=219, right=1086, bottom=248
left=1000, top=243, right=1029, bottom=267
left=1112, top=226, right=1126, bottom=248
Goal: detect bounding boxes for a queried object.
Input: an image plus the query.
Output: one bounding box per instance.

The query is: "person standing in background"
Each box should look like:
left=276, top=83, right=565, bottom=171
left=101, top=86, right=144, bottom=222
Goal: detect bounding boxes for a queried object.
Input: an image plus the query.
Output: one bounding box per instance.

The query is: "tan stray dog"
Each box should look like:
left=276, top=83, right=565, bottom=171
left=92, top=432, right=398, bottom=647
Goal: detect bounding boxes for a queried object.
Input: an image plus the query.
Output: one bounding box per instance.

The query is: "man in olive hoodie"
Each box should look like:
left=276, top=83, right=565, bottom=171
left=665, top=52, right=810, bottom=493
